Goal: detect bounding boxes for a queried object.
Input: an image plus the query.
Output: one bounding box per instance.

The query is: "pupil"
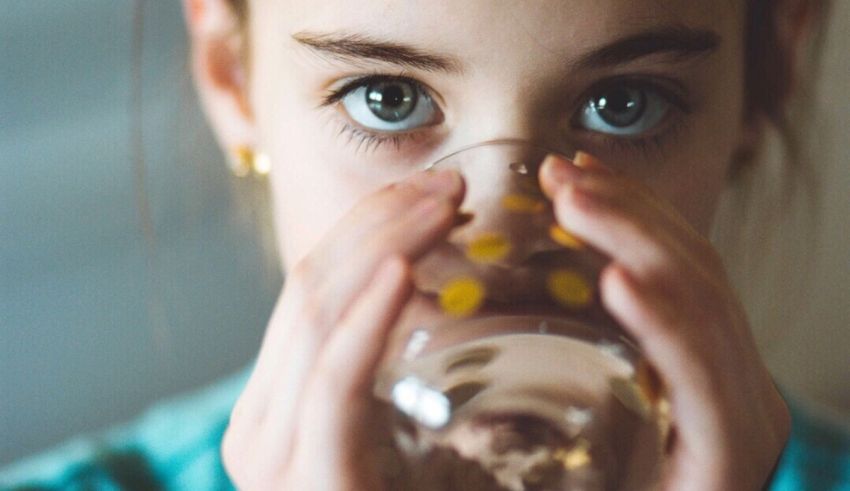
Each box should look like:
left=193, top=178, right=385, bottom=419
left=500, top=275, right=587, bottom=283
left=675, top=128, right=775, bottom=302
left=383, top=85, right=405, bottom=107
left=366, top=81, right=418, bottom=122
left=604, top=90, right=632, bottom=111
left=595, top=87, right=645, bottom=127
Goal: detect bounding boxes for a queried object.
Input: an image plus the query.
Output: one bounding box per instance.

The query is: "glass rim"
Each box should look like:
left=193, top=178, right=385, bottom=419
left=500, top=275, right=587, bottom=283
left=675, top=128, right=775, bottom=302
left=422, top=138, right=575, bottom=171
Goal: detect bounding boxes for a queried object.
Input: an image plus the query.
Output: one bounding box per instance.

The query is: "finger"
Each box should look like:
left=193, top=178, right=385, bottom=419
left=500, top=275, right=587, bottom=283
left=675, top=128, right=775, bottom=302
left=322, top=168, right=466, bottom=258
left=599, top=263, right=766, bottom=486
left=557, top=182, right=693, bottom=288
left=541, top=152, right=693, bottom=233
left=574, top=151, right=617, bottom=174
left=257, top=172, right=462, bottom=464
left=237, top=169, right=463, bottom=417
left=263, top=183, right=459, bottom=421
left=539, top=153, right=584, bottom=200
left=541, top=157, right=719, bottom=287
left=599, top=265, right=723, bottom=438
left=290, top=256, right=412, bottom=488
left=537, top=151, right=615, bottom=201
left=300, top=167, right=464, bottom=328
left=319, top=189, right=461, bottom=325
left=543, top=153, right=712, bottom=258
left=602, top=263, right=792, bottom=490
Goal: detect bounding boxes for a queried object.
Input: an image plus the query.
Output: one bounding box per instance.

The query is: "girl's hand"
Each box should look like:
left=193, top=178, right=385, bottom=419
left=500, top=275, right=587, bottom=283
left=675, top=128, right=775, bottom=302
left=222, top=168, right=465, bottom=490
left=539, top=153, right=791, bottom=491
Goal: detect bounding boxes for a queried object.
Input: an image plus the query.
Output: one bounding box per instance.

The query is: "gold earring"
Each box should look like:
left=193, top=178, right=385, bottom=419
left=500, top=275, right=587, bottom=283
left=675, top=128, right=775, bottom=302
left=231, top=146, right=271, bottom=177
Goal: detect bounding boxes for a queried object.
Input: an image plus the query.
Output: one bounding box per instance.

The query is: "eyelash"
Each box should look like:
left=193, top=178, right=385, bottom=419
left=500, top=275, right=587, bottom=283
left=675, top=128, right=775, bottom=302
left=571, top=76, right=691, bottom=159
left=319, top=73, right=689, bottom=157
left=320, top=72, right=426, bottom=153
left=332, top=119, right=415, bottom=153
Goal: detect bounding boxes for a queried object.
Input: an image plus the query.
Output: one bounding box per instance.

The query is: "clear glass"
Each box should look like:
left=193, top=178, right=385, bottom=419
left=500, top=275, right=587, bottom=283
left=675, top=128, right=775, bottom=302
left=375, top=140, right=670, bottom=490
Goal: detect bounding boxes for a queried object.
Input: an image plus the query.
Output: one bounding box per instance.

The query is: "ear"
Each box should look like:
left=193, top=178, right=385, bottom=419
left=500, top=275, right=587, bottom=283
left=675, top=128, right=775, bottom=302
left=775, top=0, right=824, bottom=96
left=183, top=0, right=255, bottom=172
left=730, top=0, right=824, bottom=179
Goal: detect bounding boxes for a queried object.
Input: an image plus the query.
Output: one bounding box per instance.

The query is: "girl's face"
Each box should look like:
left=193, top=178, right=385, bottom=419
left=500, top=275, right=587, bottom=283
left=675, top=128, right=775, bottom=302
left=242, top=0, right=747, bottom=271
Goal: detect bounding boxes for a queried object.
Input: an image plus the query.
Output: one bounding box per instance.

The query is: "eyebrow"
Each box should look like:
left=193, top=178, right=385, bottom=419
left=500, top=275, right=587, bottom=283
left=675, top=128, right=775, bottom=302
left=292, top=31, right=464, bottom=74
left=292, top=24, right=720, bottom=74
left=574, top=25, right=721, bottom=69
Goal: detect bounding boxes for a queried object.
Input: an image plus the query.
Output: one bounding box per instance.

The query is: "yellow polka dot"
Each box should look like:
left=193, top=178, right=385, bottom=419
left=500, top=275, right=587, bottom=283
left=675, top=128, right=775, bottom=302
left=501, top=193, right=546, bottom=213
left=439, top=277, right=486, bottom=318
left=635, top=361, right=662, bottom=405
left=609, top=377, right=652, bottom=421
left=549, top=224, right=584, bottom=250
left=466, top=233, right=512, bottom=263
left=554, top=438, right=592, bottom=470
left=546, top=269, right=593, bottom=308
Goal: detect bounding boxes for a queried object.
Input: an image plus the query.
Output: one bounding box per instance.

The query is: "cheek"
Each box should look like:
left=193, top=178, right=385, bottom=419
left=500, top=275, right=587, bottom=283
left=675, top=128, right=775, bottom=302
left=260, top=96, right=402, bottom=270
left=650, top=155, right=731, bottom=236
left=649, top=97, right=744, bottom=235
left=265, top=136, right=374, bottom=271
left=647, top=51, right=747, bottom=235
left=249, top=37, right=382, bottom=269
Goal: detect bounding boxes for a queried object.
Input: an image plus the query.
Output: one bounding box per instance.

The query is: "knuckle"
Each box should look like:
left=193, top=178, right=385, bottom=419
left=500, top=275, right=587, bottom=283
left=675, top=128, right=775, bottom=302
left=377, top=180, right=426, bottom=204
left=221, top=425, right=238, bottom=461
left=289, top=256, right=318, bottom=290
left=387, top=179, right=424, bottom=195
left=298, top=292, right=331, bottom=333
left=221, top=424, right=246, bottom=481
left=229, top=395, right=250, bottom=425
left=622, top=214, right=655, bottom=242
left=304, top=375, right=342, bottom=417
left=349, top=183, right=425, bottom=225
left=575, top=182, right=621, bottom=215
left=229, top=391, right=262, bottom=428
left=310, top=355, right=340, bottom=392
left=555, top=184, right=585, bottom=214
left=288, top=262, right=334, bottom=328
left=363, top=228, right=402, bottom=257
left=630, top=278, right=682, bottom=334
left=311, top=356, right=358, bottom=406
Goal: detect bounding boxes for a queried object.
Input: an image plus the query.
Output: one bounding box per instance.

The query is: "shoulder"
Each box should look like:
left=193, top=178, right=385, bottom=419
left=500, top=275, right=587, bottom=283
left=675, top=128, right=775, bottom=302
left=0, top=365, right=252, bottom=491
left=769, top=394, right=850, bottom=491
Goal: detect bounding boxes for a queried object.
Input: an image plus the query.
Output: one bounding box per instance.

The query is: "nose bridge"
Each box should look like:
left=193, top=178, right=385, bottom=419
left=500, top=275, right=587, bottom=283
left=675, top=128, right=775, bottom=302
left=456, top=85, right=576, bottom=157
left=428, top=83, right=578, bottom=267
left=436, top=142, right=565, bottom=268
left=459, top=141, right=547, bottom=207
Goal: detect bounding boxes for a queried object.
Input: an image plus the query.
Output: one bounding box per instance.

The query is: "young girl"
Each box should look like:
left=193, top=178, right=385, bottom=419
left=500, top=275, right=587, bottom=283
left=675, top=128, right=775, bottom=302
left=2, top=0, right=848, bottom=489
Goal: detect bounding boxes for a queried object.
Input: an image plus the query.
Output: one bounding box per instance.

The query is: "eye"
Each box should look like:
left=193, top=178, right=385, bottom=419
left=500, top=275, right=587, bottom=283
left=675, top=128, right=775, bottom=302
left=340, top=77, right=440, bottom=132
left=576, top=83, right=672, bottom=136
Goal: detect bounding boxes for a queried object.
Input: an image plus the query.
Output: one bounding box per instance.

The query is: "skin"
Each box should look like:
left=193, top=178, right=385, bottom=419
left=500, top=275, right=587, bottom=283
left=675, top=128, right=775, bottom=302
left=183, top=0, right=811, bottom=488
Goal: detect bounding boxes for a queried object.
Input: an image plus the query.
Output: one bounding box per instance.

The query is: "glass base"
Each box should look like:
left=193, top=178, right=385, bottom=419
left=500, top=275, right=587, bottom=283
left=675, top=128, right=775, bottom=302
left=376, top=316, right=669, bottom=491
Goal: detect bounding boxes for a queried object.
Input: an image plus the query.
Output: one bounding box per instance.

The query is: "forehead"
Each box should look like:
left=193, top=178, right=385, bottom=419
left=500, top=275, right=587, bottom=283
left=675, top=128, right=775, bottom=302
left=272, top=0, right=740, bottom=56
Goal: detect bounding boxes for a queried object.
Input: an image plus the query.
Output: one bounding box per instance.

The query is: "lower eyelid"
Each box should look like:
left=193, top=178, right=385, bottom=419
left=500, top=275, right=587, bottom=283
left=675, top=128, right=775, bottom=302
left=573, top=115, right=688, bottom=160
left=326, top=112, right=435, bottom=155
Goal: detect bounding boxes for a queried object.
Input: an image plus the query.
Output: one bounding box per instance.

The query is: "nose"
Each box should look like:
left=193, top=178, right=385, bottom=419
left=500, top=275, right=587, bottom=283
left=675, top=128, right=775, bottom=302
left=432, top=139, right=571, bottom=267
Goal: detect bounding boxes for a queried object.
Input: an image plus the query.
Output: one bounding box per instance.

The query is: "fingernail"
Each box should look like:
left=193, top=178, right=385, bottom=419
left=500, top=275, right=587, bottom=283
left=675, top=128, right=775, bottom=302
left=541, top=153, right=582, bottom=185
left=411, top=168, right=461, bottom=196
left=452, top=210, right=475, bottom=228
left=574, top=151, right=615, bottom=174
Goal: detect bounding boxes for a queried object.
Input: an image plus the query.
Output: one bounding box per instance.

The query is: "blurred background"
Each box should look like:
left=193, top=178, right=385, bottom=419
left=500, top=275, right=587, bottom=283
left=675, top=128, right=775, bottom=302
left=1, top=1, right=280, bottom=465
left=1, top=1, right=848, bottom=466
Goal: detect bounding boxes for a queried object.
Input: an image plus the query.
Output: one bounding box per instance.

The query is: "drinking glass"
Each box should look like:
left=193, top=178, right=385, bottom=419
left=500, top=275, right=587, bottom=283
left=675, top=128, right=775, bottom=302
left=374, top=140, right=670, bottom=490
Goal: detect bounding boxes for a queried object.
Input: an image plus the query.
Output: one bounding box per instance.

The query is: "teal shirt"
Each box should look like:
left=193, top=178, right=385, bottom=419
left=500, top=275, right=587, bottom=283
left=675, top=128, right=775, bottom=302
left=2, top=366, right=849, bottom=490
